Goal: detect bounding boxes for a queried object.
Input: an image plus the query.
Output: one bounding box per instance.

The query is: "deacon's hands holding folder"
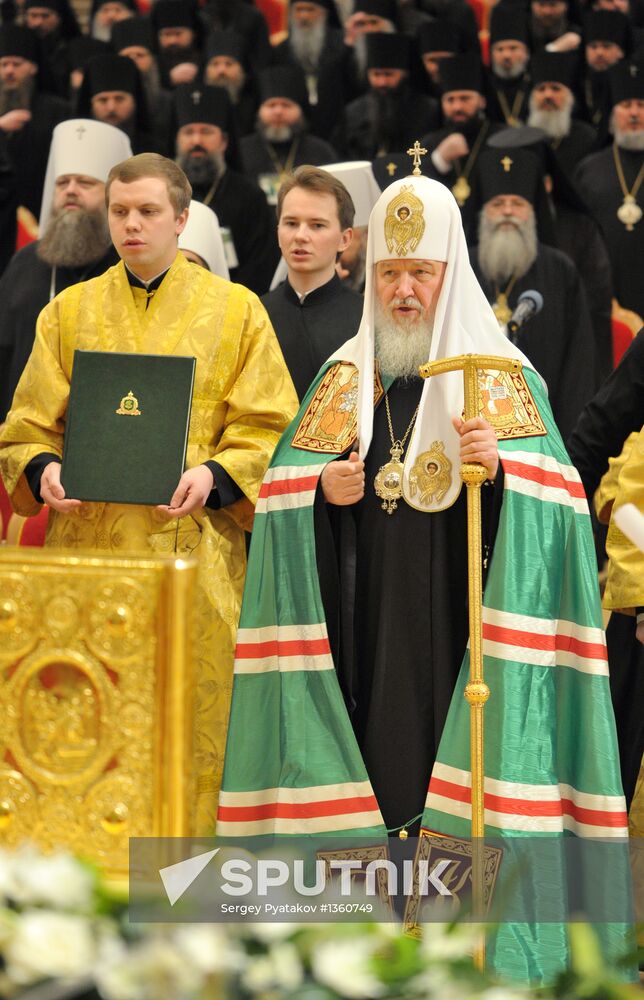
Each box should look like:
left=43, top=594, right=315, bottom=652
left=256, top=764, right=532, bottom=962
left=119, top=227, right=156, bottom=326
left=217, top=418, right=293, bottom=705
left=157, top=465, right=215, bottom=519
left=41, top=462, right=83, bottom=512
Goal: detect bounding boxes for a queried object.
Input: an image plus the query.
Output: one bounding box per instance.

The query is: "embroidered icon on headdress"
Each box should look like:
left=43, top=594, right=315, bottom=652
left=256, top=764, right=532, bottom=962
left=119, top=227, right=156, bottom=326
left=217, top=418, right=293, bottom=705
left=116, top=390, right=141, bottom=416
left=384, top=185, right=425, bottom=256
left=409, top=441, right=452, bottom=505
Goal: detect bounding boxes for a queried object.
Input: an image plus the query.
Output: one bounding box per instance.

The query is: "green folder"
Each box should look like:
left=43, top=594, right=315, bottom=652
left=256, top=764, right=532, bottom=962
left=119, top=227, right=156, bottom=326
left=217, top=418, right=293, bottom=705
left=61, top=350, right=196, bottom=505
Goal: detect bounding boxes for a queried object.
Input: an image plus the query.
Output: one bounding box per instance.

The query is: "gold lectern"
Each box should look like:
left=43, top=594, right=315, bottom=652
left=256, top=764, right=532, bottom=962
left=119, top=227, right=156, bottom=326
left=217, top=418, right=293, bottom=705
left=0, top=549, right=197, bottom=877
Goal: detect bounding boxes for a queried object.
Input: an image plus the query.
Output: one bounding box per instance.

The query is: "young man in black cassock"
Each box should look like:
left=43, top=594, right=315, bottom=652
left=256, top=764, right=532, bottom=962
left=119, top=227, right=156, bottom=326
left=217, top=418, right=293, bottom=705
left=261, top=165, right=363, bottom=401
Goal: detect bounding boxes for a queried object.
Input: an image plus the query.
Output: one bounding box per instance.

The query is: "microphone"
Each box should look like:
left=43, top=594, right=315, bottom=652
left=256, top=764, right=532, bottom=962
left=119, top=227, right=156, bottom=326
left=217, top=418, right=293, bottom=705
left=507, top=289, right=543, bottom=338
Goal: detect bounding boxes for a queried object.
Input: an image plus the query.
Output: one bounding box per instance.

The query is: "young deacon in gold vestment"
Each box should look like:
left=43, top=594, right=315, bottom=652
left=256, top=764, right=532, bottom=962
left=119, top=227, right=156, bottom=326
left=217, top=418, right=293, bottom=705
left=0, top=153, right=299, bottom=833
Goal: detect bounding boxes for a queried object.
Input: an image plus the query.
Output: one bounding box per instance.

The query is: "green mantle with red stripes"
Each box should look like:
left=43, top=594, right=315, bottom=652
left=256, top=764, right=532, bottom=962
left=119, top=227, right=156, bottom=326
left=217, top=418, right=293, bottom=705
left=218, top=362, right=632, bottom=984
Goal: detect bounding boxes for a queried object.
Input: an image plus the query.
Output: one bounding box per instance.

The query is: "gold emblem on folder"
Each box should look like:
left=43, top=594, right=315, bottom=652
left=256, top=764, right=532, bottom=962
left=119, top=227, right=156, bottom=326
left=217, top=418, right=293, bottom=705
left=116, top=391, right=141, bottom=416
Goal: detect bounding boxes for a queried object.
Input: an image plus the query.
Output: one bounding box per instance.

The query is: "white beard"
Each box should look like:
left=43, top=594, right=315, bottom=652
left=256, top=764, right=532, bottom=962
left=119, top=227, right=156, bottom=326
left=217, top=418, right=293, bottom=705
left=260, top=122, right=295, bottom=142
left=210, top=71, right=245, bottom=103
left=289, top=18, right=326, bottom=72
left=614, top=127, right=644, bottom=151
left=374, top=298, right=434, bottom=380
left=477, top=213, right=538, bottom=285
left=492, top=58, right=528, bottom=81
left=528, top=90, right=573, bottom=140
left=354, top=33, right=367, bottom=75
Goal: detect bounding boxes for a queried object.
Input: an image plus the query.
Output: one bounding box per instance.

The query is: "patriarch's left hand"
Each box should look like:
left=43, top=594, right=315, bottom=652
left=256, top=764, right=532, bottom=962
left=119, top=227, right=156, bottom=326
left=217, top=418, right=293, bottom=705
left=452, top=416, right=499, bottom=482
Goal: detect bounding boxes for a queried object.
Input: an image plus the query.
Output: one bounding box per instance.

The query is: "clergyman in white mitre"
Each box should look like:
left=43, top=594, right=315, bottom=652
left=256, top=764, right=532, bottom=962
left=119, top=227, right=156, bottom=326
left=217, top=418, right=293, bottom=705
left=0, top=119, right=132, bottom=420
left=178, top=198, right=229, bottom=279
left=40, top=118, right=133, bottom=232
left=320, top=173, right=531, bottom=513
left=37, top=119, right=133, bottom=299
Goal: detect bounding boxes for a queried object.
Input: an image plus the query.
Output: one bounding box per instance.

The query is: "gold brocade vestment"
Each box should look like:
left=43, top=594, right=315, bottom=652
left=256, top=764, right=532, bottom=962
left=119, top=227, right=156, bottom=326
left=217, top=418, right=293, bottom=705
left=0, top=254, right=299, bottom=833
left=598, top=427, right=644, bottom=613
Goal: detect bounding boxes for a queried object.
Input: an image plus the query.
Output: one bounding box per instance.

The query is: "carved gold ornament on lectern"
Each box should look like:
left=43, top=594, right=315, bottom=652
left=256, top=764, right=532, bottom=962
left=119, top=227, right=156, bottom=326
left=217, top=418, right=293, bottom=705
left=0, top=550, right=197, bottom=876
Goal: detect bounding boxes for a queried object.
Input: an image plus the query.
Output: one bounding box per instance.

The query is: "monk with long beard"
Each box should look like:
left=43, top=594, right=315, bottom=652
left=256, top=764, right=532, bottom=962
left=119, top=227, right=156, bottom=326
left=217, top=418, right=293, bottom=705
left=473, top=145, right=595, bottom=440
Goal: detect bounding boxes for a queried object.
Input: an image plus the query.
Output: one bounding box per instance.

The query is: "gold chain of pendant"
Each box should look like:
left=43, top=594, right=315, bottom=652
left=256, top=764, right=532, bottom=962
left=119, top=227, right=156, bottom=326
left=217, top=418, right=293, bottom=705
left=492, top=273, right=519, bottom=325
left=496, top=86, right=525, bottom=126
left=452, top=120, right=490, bottom=197
left=385, top=393, right=420, bottom=451
left=613, top=142, right=644, bottom=230
left=612, top=141, right=644, bottom=203
left=584, top=79, right=603, bottom=127
left=265, top=136, right=301, bottom=178
left=202, top=173, right=223, bottom=207
left=375, top=394, right=421, bottom=513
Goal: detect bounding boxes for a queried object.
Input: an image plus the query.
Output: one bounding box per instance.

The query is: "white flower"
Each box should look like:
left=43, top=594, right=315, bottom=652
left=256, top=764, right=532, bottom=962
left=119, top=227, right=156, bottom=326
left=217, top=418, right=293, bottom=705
left=95, top=936, right=203, bottom=1000
left=0, top=849, right=16, bottom=903
left=5, top=910, right=97, bottom=985
left=419, top=922, right=482, bottom=962
left=173, top=924, right=246, bottom=975
left=4, top=847, right=95, bottom=911
left=407, top=964, right=472, bottom=1000
left=242, top=920, right=299, bottom=943
left=242, top=943, right=303, bottom=994
left=311, top=937, right=385, bottom=999
left=0, top=907, right=17, bottom=948
left=481, top=989, right=532, bottom=999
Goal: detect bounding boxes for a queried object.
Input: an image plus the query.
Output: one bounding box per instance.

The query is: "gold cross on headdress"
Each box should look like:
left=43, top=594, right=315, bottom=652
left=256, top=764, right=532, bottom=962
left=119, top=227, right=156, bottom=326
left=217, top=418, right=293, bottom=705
left=406, top=140, right=427, bottom=176
left=386, top=161, right=397, bottom=177
left=501, top=155, right=513, bottom=173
